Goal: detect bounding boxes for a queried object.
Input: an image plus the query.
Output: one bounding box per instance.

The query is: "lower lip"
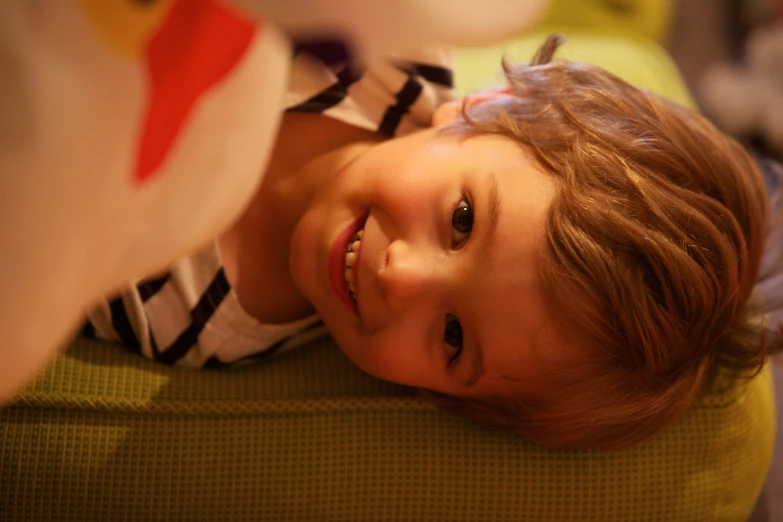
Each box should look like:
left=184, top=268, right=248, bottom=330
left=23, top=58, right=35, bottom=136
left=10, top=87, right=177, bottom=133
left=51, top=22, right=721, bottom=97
left=329, top=214, right=367, bottom=315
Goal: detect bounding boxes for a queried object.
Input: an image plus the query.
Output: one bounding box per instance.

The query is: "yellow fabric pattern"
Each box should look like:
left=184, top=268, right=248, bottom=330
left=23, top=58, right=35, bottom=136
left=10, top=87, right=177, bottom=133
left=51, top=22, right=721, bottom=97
left=539, top=0, right=673, bottom=43
left=0, top=336, right=775, bottom=521
left=454, top=30, right=695, bottom=108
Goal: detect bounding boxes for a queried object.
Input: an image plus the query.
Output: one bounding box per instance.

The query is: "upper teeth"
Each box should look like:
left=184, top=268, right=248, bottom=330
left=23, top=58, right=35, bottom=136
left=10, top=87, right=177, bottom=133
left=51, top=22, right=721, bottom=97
left=344, top=229, right=363, bottom=299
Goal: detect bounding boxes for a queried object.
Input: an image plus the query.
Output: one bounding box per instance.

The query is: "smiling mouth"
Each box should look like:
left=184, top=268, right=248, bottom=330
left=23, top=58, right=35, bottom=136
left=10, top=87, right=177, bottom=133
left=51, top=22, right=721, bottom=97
left=344, top=228, right=364, bottom=302
left=330, top=214, right=367, bottom=314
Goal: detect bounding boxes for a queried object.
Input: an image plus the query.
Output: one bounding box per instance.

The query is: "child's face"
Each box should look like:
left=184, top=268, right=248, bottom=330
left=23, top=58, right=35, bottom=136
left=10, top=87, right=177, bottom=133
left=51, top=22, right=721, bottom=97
left=290, top=116, right=579, bottom=401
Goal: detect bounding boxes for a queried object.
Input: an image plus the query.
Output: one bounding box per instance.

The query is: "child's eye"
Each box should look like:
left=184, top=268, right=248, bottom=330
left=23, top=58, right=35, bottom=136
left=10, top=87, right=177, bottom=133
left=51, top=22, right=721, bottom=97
left=451, top=198, right=473, bottom=248
left=444, top=314, right=463, bottom=365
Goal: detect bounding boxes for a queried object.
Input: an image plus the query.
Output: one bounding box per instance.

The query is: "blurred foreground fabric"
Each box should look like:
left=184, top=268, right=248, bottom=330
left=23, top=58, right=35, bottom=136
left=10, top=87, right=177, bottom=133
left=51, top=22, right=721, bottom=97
left=1, top=2, right=777, bottom=520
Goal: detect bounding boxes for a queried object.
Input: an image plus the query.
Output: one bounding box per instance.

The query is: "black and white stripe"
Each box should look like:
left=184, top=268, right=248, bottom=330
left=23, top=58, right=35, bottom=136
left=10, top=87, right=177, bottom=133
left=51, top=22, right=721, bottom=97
left=394, top=61, right=453, bottom=88
left=153, top=268, right=230, bottom=365
left=287, top=64, right=364, bottom=114
left=85, top=46, right=455, bottom=369
left=285, top=46, right=454, bottom=138
left=86, top=243, right=325, bottom=369
left=378, top=76, right=424, bottom=136
left=109, top=296, right=141, bottom=354
left=137, top=273, right=170, bottom=302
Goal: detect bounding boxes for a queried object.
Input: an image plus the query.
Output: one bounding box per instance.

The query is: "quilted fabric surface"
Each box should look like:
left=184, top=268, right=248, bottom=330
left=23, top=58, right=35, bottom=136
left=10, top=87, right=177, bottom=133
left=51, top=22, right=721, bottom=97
left=0, top=335, right=775, bottom=521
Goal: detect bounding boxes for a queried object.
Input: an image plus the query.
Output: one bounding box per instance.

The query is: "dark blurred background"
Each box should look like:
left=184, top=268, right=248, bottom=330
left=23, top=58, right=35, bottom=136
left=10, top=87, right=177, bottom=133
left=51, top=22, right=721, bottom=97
left=668, top=0, right=783, bottom=162
left=667, top=2, right=783, bottom=520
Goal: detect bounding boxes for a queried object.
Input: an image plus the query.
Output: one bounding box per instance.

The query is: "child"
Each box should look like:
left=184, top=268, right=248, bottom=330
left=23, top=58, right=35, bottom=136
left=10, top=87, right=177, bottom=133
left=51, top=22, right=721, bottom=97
left=85, top=35, right=783, bottom=449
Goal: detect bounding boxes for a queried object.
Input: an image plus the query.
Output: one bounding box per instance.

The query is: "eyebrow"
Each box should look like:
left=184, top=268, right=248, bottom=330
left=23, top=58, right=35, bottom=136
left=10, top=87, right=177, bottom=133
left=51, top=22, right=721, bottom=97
left=481, top=172, right=501, bottom=251
left=463, top=172, right=500, bottom=387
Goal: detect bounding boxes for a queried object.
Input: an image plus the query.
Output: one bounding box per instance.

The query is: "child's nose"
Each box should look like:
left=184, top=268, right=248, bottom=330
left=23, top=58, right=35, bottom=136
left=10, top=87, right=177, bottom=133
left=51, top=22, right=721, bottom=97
left=378, top=240, right=444, bottom=312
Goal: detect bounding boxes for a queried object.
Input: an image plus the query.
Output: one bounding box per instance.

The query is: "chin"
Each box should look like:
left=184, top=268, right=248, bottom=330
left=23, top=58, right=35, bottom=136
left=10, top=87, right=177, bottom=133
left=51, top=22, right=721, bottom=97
left=327, top=334, right=366, bottom=368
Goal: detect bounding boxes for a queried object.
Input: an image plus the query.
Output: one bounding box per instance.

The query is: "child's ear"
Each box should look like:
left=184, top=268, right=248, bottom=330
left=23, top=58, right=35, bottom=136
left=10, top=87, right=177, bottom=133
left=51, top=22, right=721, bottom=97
left=431, top=90, right=515, bottom=126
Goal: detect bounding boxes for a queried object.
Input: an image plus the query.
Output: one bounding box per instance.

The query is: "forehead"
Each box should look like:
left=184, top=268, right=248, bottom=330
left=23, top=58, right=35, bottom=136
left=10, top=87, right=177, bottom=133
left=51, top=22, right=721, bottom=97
left=462, top=135, right=574, bottom=397
left=462, top=134, right=555, bottom=284
left=469, top=274, right=577, bottom=399
left=458, top=134, right=554, bottom=210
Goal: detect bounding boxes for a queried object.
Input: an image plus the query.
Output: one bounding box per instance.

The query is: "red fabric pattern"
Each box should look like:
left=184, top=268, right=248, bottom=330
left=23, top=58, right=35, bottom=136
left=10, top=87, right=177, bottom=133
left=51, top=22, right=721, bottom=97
left=135, top=0, right=257, bottom=183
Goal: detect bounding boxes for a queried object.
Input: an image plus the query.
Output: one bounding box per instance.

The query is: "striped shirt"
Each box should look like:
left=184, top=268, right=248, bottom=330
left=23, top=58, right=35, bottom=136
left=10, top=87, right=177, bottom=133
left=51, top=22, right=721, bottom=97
left=84, top=44, right=455, bottom=368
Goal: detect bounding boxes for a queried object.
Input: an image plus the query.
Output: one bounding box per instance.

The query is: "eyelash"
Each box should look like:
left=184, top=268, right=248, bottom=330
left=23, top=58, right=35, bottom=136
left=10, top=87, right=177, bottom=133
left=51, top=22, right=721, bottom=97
left=443, top=195, right=473, bottom=365
left=444, top=314, right=463, bottom=366
left=450, top=194, right=474, bottom=249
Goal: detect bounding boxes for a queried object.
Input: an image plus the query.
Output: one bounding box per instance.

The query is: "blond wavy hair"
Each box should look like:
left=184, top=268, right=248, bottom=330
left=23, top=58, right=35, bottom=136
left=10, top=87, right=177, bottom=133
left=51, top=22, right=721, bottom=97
left=423, top=35, right=783, bottom=449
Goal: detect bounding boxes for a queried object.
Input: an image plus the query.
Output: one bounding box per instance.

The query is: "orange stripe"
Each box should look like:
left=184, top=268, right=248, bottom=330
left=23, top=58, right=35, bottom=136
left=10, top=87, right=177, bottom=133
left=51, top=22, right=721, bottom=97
left=134, top=0, right=257, bottom=183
